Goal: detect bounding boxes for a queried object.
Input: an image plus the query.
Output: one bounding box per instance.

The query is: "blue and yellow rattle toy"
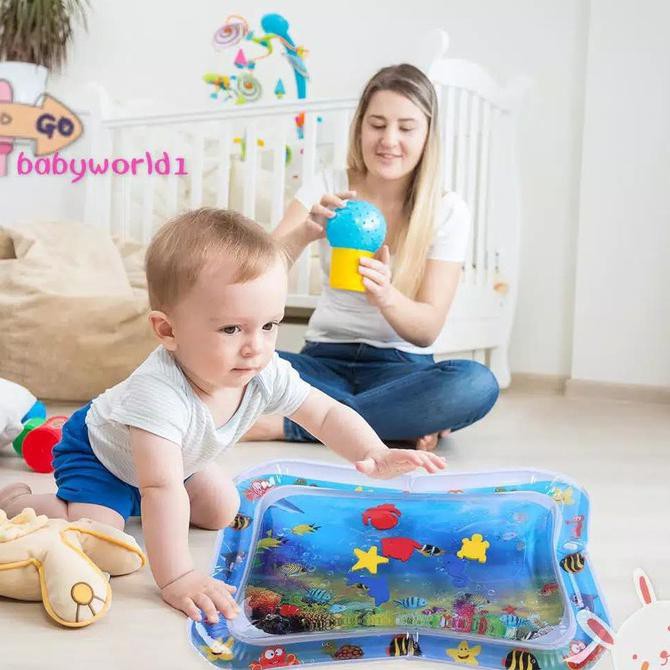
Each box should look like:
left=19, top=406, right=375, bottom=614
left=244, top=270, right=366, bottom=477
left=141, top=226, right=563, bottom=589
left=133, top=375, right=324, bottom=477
left=326, top=200, right=387, bottom=292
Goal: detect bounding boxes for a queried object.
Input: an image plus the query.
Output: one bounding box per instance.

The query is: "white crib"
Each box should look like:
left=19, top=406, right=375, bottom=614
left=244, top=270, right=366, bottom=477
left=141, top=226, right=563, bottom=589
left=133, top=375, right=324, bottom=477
left=82, top=30, right=528, bottom=388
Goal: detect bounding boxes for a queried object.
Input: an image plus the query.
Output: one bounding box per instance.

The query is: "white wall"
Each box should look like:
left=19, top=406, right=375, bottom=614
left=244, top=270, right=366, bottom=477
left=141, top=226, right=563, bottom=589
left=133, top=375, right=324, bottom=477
left=571, top=0, right=670, bottom=388
left=6, top=1, right=638, bottom=383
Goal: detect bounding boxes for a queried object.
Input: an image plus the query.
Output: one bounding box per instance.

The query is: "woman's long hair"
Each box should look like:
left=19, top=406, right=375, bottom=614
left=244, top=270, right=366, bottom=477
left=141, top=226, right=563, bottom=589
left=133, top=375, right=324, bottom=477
left=347, top=63, right=441, bottom=299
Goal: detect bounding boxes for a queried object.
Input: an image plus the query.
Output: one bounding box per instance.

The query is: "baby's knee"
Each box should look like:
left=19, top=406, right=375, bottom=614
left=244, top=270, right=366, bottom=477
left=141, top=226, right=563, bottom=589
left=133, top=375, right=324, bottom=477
left=198, top=481, right=240, bottom=530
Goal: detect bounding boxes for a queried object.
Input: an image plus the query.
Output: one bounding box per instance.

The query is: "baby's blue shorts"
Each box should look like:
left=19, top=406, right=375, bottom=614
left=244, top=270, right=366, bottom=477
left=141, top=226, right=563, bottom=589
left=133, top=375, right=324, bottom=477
left=53, top=403, right=142, bottom=520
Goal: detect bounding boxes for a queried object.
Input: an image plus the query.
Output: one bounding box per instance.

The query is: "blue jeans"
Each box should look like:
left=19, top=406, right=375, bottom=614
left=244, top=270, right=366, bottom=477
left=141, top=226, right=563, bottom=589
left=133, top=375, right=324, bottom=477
left=278, top=342, right=499, bottom=443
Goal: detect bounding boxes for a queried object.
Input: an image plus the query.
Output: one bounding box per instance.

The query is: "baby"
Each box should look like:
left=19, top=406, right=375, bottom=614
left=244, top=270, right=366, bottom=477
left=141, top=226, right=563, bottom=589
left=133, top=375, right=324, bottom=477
left=0, top=208, right=445, bottom=624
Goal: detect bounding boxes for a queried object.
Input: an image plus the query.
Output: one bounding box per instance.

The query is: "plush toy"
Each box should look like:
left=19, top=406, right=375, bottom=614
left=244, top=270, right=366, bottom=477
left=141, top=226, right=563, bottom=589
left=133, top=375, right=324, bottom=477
left=0, top=508, right=146, bottom=627
left=0, top=378, right=43, bottom=449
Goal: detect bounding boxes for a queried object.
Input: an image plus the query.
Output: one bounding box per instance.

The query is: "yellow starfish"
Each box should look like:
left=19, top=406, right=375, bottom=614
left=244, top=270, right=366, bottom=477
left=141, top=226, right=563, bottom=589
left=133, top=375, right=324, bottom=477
left=447, top=641, right=481, bottom=665
left=351, top=546, right=389, bottom=574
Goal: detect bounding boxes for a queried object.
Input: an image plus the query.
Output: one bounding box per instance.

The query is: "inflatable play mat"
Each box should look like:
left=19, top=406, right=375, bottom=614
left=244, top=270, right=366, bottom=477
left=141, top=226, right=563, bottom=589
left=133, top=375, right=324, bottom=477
left=189, top=460, right=609, bottom=669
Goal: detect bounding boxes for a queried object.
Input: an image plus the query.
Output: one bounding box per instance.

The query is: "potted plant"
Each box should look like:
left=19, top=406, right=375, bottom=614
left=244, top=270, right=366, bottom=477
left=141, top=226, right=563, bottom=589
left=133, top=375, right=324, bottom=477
left=0, top=0, right=88, bottom=103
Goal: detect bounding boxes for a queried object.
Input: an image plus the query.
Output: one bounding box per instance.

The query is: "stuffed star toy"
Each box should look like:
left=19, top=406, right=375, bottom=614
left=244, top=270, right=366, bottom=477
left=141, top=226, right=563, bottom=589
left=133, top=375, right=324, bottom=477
left=0, top=508, right=146, bottom=627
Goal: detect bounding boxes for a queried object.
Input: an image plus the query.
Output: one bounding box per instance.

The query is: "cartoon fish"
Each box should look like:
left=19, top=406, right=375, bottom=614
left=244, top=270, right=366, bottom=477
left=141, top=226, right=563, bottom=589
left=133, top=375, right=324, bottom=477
left=303, top=588, right=333, bottom=605
left=257, top=530, right=285, bottom=551
left=422, top=606, right=446, bottom=615
left=387, top=634, right=422, bottom=657
left=329, top=601, right=374, bottom=613
left=362, top=503, right=401, bottom=530
left=393, top=596, right=427, bottom=609
left=504, top=650, right=541, bottom=670
left=230, top=513, right=251, bottom=530
left=560, top=552, right=586, bottom=573
left=539, top=581, right=559, bottom=596
left=245, top=478, right=274, bottom=501
left=418, top=543, right=443, bottom=557
left=291, top=523, right=320, bottom=536
left=278, top=604, right=301, bottom=617
left=277, top=562, right=309, bottom=578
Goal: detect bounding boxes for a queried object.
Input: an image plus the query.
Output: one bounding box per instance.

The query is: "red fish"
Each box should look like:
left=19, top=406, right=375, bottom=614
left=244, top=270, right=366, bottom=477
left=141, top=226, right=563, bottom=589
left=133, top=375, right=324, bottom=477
left=279, top=604, right=301, bottom=617
left=381, top=537, right=422, bottom=561
left=539, top=582, right=560, bottom=596
left=362, top=503, right=401, bottom=530
left=245, top=479, right=274, bottom=501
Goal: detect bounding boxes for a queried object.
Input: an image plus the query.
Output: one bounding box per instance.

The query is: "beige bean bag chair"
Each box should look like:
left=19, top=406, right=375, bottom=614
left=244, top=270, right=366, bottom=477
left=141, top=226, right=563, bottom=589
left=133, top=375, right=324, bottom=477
left=0, top=222, right=156, bottom=401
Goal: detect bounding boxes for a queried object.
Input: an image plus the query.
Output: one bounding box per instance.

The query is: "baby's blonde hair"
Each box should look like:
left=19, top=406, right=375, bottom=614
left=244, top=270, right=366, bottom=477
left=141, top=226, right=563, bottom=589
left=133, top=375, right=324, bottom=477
left=146, top=208, right=282, bottom=311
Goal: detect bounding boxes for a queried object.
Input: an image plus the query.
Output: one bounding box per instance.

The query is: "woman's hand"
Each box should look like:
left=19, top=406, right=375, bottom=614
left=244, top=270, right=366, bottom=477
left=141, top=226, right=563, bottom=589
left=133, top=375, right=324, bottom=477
left=359, top=245, right=397, bottom=309
left=303, top=191, right=357, bottom=243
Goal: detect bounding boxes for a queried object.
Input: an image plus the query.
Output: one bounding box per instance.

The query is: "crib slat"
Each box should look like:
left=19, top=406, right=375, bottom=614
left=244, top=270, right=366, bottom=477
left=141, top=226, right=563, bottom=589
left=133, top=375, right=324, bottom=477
left=243, top=121, right=258, bottom=218
left=216, top=122, right=232, bottom=208
left=477, top=101, right=491, bottom=286
left=140, top=125, right=155, bottom=244
left=270, top=116, right=289, bottom=227
left=466, top=95, right=480, bottom=278
left=486, top=109, right=500, bottom=288
left=295, top=112, right=318, bottom=296
left=442, top=86, right=456, bottom=191
left=456, top=91, right=473, bottom=283
left=334, top=109, right=351, bottom=171
left=302, top=112, right=318, bottom=180
left=117, top=130, right=132, bottom=241
left=165, top=129, right=179, bottom=216
left=455, top=89, right=468, bottom=201
left=190, top=131, right=204, bottom=209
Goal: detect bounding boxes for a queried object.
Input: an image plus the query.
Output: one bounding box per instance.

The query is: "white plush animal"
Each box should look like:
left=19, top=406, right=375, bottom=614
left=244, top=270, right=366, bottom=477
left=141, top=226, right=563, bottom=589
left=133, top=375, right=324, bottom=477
left=577, top=569, right=670, bottom=670
left=0, top=378, right=36, bottom=448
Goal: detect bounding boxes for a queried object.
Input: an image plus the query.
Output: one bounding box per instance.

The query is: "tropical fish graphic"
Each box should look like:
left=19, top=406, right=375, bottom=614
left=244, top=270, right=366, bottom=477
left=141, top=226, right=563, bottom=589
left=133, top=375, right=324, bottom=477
left=504, top=650, right=541, bottom=670
left=387, top=634, right=422, bottom=657
left=277, top=562, right=310, bottom=578
left=291, top=523, right=320, bottom=536
left=561, top=552, right=586, bottom=573
left=303, top=588, right=333, bottom=605
left=230, top=513, right=251, bottom=530
left=257, top=530, right=285, bottom=551
left=418, top=543, right=444, bottom=557
left=393, top=596, right=427, bottom=609
left=539, top=581, right=559, bottom=596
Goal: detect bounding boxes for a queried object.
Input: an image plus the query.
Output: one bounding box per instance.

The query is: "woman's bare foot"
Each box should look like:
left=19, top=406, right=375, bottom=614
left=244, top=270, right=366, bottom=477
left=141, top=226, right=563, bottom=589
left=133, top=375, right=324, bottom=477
left=239, top=414, right=285, bottom=442
left=416, top=429, right=452, bottom=452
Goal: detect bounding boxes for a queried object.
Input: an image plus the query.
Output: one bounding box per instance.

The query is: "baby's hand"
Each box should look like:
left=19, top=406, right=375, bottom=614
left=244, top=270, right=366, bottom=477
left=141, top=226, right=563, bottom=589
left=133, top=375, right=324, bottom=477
left=160, top=569, right=239, bottom=624
left=355, top=448, right=446, bottom=480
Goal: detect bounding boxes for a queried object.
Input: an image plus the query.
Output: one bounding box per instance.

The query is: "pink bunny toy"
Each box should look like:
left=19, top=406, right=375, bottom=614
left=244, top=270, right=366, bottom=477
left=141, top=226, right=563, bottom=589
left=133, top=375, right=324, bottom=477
left=576, top=569, right=670, bottom=670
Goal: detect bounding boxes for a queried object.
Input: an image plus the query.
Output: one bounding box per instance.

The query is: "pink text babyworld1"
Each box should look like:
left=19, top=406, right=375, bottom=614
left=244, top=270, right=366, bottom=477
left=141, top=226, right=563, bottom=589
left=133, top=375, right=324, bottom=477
left=16, top=151, right=188, bottom=183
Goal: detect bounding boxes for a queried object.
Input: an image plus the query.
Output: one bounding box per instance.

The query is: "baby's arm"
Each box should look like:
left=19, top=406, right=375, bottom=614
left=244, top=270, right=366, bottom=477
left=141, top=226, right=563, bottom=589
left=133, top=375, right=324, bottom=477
left=288, top=388, right=446, bottom=479
left=130, top=427, right=238, bottom=623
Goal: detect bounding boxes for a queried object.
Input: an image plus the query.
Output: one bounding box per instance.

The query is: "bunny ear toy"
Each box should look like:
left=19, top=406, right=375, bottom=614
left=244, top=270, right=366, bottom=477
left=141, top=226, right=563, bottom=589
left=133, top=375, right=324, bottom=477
left=633, top=568, right=656, bottom=606
left=577, top=569, right=670, bottom=670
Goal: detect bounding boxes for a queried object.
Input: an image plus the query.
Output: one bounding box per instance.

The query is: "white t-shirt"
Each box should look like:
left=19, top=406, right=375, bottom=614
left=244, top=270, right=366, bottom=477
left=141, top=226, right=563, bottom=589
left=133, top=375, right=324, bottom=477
left=295, top=169, right=471, bottom=354
left=86, top=347, right=310, bottom=486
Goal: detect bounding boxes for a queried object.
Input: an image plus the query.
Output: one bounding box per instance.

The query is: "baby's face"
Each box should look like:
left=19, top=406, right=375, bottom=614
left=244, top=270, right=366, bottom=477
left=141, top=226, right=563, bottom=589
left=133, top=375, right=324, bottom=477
left=169, top=256, right=288, bottom=389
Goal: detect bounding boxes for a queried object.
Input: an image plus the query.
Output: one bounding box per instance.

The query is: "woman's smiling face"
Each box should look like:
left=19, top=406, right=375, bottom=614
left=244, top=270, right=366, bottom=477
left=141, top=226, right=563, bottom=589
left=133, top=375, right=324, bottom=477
left=360, top=89, right=429, bottom=181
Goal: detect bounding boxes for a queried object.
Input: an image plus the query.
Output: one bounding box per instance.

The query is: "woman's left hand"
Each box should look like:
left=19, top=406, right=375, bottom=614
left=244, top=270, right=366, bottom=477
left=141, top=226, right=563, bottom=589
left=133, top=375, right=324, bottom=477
left=359, top=245, right=396, bottom=309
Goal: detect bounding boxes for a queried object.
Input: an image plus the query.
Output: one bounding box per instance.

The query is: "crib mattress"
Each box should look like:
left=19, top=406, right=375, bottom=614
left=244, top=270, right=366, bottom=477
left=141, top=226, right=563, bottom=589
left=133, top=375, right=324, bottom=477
left=189, top=460, right=608, bottom=669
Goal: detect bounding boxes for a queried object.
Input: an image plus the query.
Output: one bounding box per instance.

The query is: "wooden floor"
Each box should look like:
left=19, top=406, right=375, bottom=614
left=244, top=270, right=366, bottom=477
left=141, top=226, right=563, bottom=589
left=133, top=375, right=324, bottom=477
left=1, top=390, right=668, bottom=670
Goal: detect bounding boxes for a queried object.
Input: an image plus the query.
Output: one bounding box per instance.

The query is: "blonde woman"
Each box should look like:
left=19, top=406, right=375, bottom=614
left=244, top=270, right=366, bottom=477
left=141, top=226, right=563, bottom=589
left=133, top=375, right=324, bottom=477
left=244, top=64, right=499, bottom=451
